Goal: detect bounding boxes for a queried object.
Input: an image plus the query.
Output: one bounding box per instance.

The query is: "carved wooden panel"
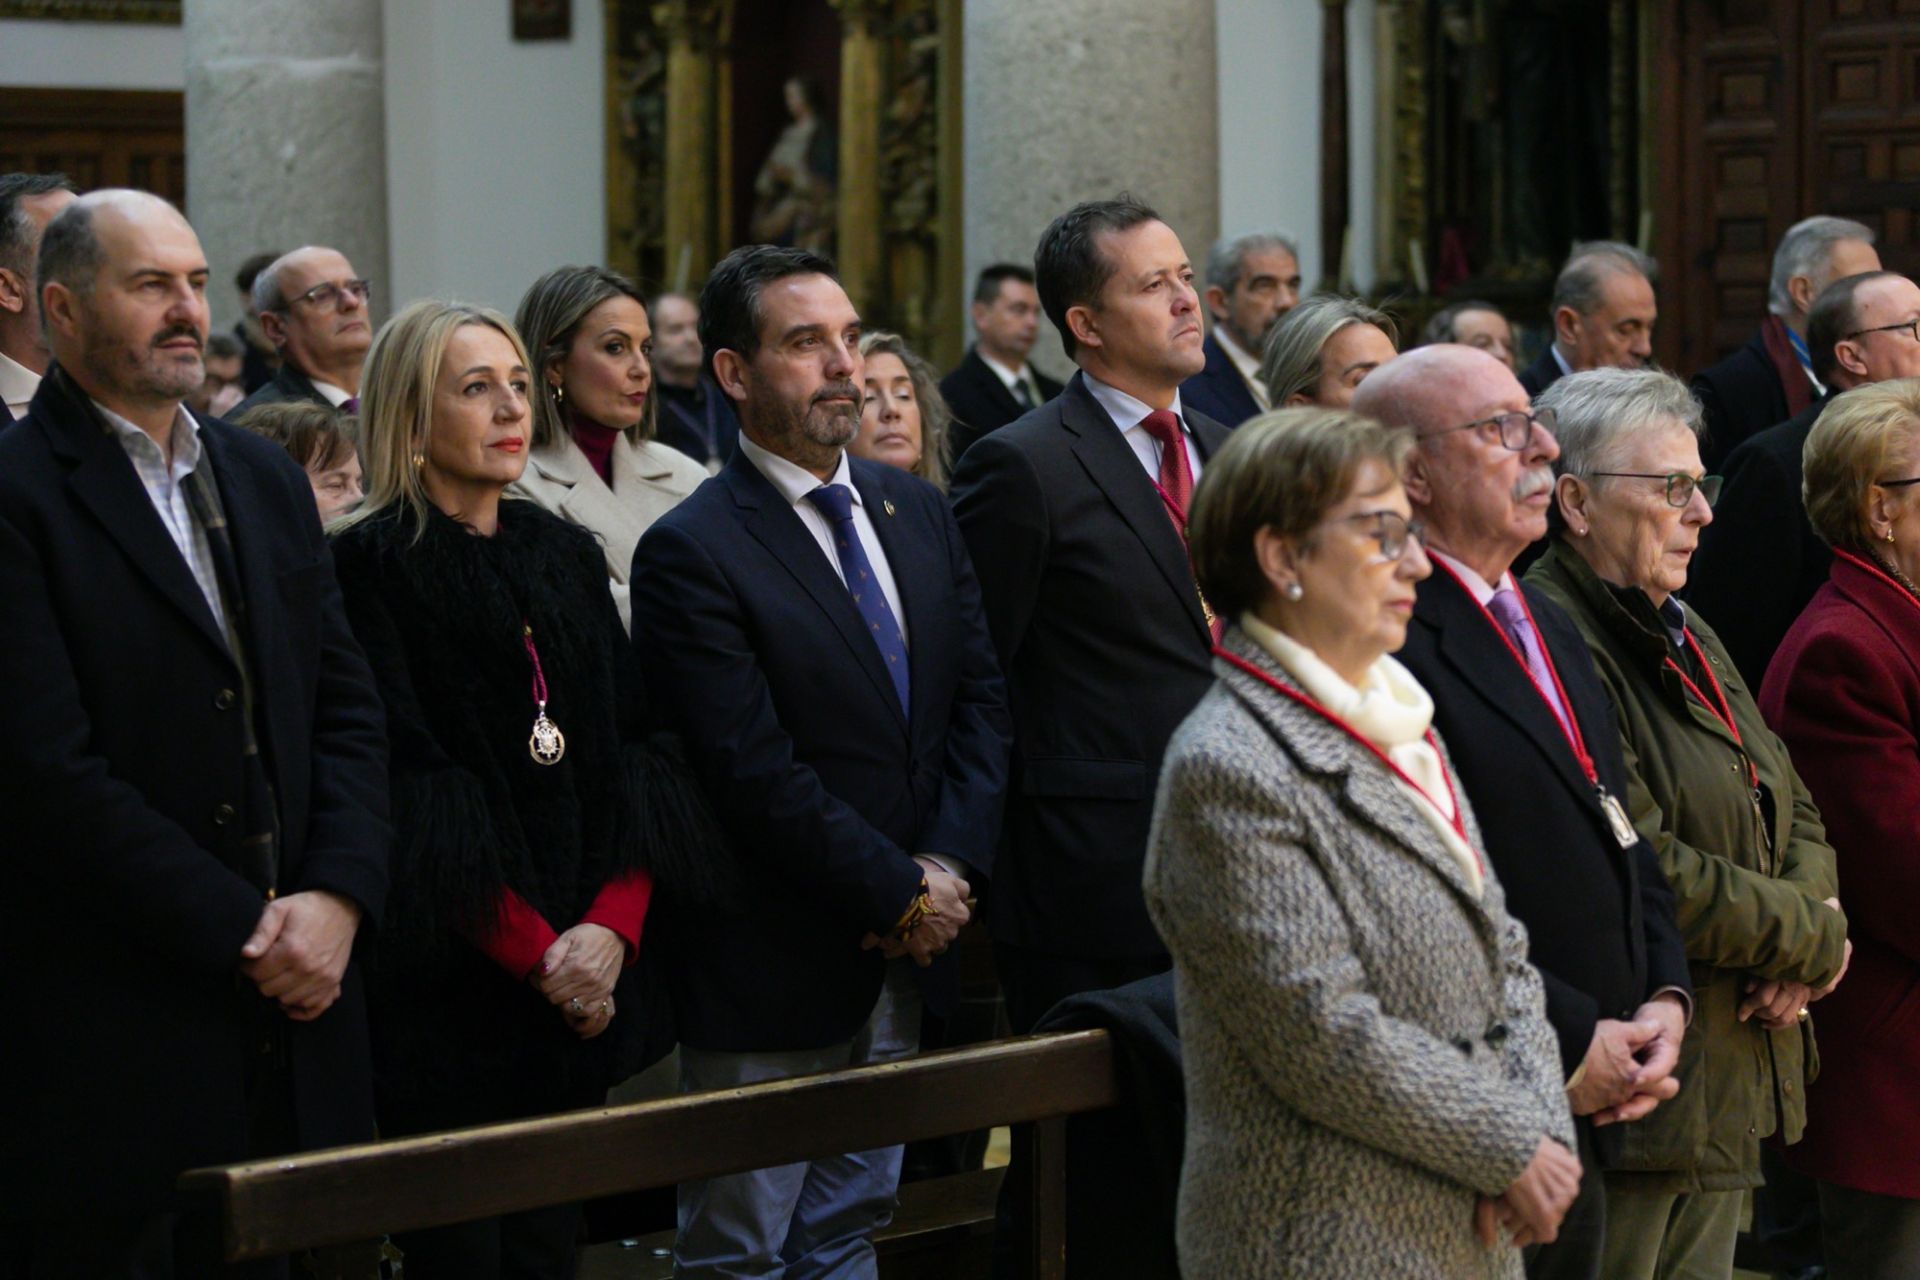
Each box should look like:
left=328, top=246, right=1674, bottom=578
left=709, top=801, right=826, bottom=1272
left=0, top=88, right=184, bottom=207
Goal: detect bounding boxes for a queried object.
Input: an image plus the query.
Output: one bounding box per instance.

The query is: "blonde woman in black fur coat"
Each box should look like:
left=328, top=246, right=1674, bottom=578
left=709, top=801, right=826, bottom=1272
left=330, top=300, right=722, bottom=1279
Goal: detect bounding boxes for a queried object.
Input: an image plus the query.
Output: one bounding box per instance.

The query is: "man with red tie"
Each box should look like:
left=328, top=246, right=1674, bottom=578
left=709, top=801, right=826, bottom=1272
left=950, top=196, right=1231, bottom=1031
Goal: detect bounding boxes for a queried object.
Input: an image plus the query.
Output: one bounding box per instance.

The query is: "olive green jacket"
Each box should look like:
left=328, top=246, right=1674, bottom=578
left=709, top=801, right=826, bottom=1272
left=1527, top=543, right=1847, bottom=1192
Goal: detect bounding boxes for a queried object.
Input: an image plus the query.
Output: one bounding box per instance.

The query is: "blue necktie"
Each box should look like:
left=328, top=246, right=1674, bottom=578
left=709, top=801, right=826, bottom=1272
left=805, top=483, right=910, bottom=716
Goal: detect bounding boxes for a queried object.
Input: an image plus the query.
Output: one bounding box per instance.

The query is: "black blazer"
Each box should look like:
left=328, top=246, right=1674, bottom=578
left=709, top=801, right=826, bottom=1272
left=1691, top=326, right=1794, bottom=472
left=940, top=346, right=1063, bottom=461
left=232, top=360, right=337, bottom=417
left=1396, top=566, right=1690, bottom=1083
left=1518, top=344, right=1563, bottom=398
left=654, top=376, right=741, bottom=468
left=1684, top=396, right=1834, bottom=689
left=1178, top=331, right=1262, bottom=429
left=0, top=368, right=390, bottom=1222
left=631, top=452, right=1010, bottom=1052
left=949, top=372, right=1231, bottom=959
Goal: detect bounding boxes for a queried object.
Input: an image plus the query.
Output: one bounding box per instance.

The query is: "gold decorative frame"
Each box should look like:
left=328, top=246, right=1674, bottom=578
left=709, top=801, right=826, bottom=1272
left=0, top=0, right=178, bottom=20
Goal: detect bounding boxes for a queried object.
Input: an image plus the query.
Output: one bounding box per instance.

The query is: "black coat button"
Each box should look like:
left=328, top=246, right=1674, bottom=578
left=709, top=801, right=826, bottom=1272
left=1451, top=1037, right=1473, bottom=1055
left=212, top=803, right=236, bottom=826
left=1485, top=1022, right=1510, bottom=1044
left=214, top=688, right=237, bottom=711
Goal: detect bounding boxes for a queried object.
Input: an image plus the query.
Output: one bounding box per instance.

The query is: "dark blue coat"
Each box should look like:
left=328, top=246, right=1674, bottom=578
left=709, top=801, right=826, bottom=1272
left=0, top=366, right=390, bottom=1222
left=630, top=450, right=1010, bottom=1052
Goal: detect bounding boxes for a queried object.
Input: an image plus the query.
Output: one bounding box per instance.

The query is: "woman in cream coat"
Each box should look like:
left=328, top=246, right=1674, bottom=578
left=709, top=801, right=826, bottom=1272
left=512, top=265, right=709, bottom=631
left=1143, top=408, right=1578, bottom=1278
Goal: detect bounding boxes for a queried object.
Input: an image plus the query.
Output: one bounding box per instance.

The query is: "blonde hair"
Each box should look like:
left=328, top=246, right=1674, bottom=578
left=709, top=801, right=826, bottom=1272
left=1803, top=378, right=1920, bottom=551
left=1189, top=406, right=1414, bottom=619
left=339, top=299, right=531, bottom=535
left=857, top=329, right=953, bottom=490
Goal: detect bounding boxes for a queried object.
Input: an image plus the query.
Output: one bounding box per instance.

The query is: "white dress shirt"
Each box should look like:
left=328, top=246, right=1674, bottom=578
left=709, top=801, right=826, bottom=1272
left=736, top=434, right=907, bottom=647
left=308, top=377, right=353, bottom=408
left=979, top=349, right=1046, bottom=409
left=96, top=399, right=229, bottom=633
left=0, top=349, right=40, bottom=420
left=1550, top=343, right=1574, bottom=379
left=1082, top=372, right=1205, bottom=486
left=1213, top=327, right=1272, bottom=411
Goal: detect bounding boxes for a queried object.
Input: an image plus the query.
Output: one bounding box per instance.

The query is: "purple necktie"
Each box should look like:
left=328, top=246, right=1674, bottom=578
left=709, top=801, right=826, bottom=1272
left=1488, top=588, right=1573, bottom=735
left=340, top=396, right=360, bottom=414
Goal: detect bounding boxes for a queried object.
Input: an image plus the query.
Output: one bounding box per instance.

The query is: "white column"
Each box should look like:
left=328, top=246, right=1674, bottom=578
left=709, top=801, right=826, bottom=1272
left=185, top=0, right=389, bottom=330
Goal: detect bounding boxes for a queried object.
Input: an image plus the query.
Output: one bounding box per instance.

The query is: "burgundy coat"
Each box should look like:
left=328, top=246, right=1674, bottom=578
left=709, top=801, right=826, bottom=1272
left=1760, top=549, right=1920, bottom=1198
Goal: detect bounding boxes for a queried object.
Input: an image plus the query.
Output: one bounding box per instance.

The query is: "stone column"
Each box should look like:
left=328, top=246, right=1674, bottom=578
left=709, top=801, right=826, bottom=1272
left=832, top=0, right=888, bottom=314
left=185, top=0, right=389, bottom=332
left=661, top=0, right=721, bottom=291
left=962, top=0, right=1220, bottom=381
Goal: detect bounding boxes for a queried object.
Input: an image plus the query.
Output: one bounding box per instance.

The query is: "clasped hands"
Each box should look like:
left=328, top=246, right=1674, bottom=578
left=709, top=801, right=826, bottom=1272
left=1739, top=896, right=1851, bottom=1032
left=861, top=858, right=970, bottom=967
left=531, top=923, right=626, bottom=1040
left=1568, top=994, right=1687, bottom=1127
left=239, top=889, right=362, bottom=1022
left=1474, top=1136, right=1582, bottom=1249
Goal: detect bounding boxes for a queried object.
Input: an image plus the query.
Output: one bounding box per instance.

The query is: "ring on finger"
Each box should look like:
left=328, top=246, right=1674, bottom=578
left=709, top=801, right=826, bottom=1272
left=568, top=997, right=584, bottom=1014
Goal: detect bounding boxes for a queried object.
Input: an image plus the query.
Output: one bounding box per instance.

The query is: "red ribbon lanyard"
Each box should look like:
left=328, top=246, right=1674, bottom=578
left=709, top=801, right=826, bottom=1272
left=1214, top=646, right=1484, bottom=877
left=1428, top=557, right=1601, bottom=787
left=1833, top=547, right=1920, bottom=616
left=1664, top=628, right=1757, bottom=790
left=1150, top=478, right=1189, bottom=543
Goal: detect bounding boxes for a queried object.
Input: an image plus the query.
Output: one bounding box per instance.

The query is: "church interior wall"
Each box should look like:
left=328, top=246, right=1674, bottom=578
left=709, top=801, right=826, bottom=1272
left=0, top=17, right=184, bottom=90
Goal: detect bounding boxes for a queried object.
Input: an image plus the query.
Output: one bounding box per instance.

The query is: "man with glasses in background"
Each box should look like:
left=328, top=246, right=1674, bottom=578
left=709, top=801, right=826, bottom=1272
left=1690, top=270, right=1920, bottom=686
left=233, top=245, right=373, bottom=417
left=1354, top=345, right=1693, bottom=1280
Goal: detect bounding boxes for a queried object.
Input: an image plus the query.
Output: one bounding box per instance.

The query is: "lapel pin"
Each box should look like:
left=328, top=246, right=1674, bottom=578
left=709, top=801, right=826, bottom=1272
left=883, top=499, right=896, bottom=517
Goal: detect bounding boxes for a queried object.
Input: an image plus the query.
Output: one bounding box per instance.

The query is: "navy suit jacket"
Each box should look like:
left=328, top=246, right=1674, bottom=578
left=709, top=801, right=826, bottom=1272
left=631, top=450, right=1010, bottom=1052
left=1397, top=565, right=1689, bottom=1091
left=949, top=372, right=1230, bottom=960
left=1178, top=331, right=1262, bottom=428
left=0, top=366, right=389, bottom=1221
left=1692, top=326, right=1793, bottom=472
left=1518, top=344, right=1563, bottom=398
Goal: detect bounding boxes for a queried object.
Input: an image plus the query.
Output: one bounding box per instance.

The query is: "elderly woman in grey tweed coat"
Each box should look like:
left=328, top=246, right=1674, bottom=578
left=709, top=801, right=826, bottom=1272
left=1143, top=409, right=1579, bottom=1278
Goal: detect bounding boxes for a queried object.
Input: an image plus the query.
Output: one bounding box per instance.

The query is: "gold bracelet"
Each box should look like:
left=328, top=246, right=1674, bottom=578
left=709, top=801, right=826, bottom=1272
left=891, top=878, right=939, bottom=937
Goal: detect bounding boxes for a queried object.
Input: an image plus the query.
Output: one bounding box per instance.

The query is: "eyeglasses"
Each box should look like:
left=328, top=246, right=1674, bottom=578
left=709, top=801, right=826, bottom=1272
left=1876, top=476, right=1920, bottom=489
left=283, top=278, right=372, bottom=312
left=1421, top=407, right=1557, bottom=451
left=1843, top=318, right=1920, bottom=344
left=1589, top=471, right=1722, bottom=508
left=1323, top=509, right=1427, bottom=562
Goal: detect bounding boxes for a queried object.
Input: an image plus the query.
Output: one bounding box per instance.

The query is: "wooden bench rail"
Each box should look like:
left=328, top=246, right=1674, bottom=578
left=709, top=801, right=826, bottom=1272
left=179, top=1030, right=1118, bottom=1264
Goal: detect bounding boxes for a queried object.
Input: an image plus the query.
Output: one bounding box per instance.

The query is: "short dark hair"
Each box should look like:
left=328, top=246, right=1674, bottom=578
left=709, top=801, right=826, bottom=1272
left=1034, top=195, right=1161, bottom=360
left=1810, top=269, right=1901, bottom=386
left=697, top=243, right=839, bottom=394
left=0, top=172, right=78, bottom=276
left=1420, top=299, right=1504, bottom=346
left=236, top=250, right=280, bottom=295
left=204, top=332, right=244, bottom=361
left=972, top=262, right=1035, bottom=306
left=1550, top=241, right=1658, bottom=319
left=35, top=199, right=103, bottom=305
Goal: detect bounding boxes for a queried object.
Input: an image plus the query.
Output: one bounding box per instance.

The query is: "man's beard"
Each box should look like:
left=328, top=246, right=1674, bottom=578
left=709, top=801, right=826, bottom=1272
left=85, top=318, right=205, bottom=406
left=754, top=380, right=862, bottom=453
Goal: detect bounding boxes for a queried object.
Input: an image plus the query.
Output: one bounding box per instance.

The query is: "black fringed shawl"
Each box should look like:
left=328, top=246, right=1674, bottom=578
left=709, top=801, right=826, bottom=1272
left=331, top=499, right=722, bottom=1098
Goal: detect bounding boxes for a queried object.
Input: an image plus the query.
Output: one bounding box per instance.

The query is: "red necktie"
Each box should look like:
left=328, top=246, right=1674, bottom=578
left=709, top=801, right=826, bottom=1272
left=1138, top=409, right=1193, bottom=526
left=1138, top=409, right=1222, bottom=641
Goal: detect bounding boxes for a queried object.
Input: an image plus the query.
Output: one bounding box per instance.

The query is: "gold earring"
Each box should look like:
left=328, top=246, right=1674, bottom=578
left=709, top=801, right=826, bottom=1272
left=411, top=452, right=425, bottom=470
left=1887, top=529, right=1897, bottom=543
left=552, top=383, right=566, bottom=407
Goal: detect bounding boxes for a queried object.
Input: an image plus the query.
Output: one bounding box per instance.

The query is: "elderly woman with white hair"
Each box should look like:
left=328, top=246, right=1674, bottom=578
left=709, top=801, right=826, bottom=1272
left=1524, top=366, right=1850, bottom=1280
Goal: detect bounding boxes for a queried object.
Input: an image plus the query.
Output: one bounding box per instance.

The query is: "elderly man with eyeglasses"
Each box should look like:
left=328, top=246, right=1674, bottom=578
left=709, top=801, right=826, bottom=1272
left=232, top=245, right=374, bottom=418
left=1690, top=269, right=1920, bottom=687
left=1352, top=346, right=1693, bottom=1280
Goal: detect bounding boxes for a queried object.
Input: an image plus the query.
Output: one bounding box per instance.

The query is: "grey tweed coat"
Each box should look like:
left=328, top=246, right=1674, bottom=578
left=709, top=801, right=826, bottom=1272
left=1142, top=628, right=1576, bottom=1279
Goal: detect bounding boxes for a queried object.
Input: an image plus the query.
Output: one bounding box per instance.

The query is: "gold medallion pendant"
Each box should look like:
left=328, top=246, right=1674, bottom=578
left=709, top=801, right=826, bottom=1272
left=530, top=711, right=565, bottom=765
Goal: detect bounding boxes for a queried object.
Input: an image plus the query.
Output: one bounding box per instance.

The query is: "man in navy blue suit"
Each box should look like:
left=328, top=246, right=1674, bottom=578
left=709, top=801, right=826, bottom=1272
left=631, top=245, right=1010, bottom=1280
left=1178, top=230, right=1301, bottom=428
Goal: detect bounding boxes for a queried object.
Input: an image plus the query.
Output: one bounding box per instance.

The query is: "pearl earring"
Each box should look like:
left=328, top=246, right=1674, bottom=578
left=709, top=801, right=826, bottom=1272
left=1283, top=582, right=1304, bottom=601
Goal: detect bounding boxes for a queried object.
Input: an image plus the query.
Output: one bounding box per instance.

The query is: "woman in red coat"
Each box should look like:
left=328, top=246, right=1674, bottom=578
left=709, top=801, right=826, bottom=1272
left=1761, top=378, right=1920, bottom=1279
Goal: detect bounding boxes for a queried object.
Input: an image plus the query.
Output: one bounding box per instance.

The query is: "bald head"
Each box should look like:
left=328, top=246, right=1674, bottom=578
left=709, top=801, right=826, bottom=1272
left=254, top=244, right=370, bottom=389
left=38, top=188, right=210, bottom=427
left=1356, top=345, right=1557, bottom=583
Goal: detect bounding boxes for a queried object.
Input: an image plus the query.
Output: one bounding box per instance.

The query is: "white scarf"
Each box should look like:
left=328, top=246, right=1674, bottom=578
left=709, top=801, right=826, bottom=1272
left=1241, top=613, right=1484, bottom=898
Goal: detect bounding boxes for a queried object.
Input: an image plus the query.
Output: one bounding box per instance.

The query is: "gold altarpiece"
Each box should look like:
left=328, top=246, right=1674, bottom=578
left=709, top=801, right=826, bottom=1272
left=604, top=0, right=966, bottom=367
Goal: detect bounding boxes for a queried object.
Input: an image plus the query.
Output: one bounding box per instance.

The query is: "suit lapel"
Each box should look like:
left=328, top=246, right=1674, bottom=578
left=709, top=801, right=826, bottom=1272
left=536, top=437, right=651, bottom=582
left=47, top=378, right=233, bottom=661
left=723, top=454, right=909, bottom=735
left=1217, top=638, right=1493, bottom=917
left=968, top=348, right=1024, bottom=423
left=1059, top=375, right=1211, bottom=644
left=1418, top=570, right=1598, bottom=806
left=850, top=462, right=930, bottom=732
left=198, top=423, right=282, bottom=676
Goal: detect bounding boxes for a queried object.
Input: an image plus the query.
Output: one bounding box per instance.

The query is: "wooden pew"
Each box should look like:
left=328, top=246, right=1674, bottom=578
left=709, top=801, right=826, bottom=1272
left=179, top=1030, right=1118, bottom=1279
